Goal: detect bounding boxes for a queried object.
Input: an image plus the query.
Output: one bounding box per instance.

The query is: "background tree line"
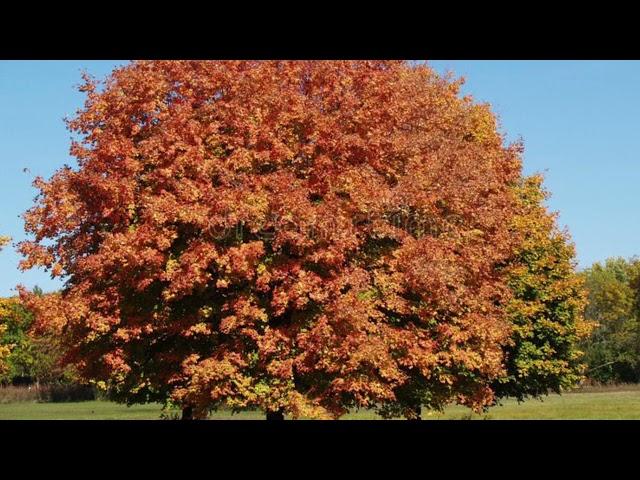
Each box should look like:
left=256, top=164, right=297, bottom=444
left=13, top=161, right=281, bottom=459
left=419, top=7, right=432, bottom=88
left=580, top=257, right=640, bottom=383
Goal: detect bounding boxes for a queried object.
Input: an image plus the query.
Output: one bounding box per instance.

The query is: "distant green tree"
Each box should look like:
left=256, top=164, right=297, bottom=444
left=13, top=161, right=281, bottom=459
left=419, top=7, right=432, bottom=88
left=492, top=175, right=591, bottom=401
left=581, top=257, right=640, bottom=383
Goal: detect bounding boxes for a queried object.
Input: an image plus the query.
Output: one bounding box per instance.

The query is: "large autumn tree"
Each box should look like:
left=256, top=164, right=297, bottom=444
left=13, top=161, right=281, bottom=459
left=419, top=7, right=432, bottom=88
left=20, top=60, right=544, bottom=419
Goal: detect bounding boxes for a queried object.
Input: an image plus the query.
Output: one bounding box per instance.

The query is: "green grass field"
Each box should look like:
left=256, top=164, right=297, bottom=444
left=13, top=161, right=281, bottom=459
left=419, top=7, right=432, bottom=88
left=1, top=386, right=639, bottom=419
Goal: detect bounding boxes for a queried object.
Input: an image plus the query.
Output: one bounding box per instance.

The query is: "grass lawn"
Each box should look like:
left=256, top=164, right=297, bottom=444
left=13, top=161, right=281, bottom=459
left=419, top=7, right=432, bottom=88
left=1, top=386, right=640, bottom=419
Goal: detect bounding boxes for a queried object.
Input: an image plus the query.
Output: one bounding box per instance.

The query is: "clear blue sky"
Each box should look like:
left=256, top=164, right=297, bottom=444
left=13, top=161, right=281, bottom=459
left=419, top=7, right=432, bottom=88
left=1, top=60, right=639, bottom=296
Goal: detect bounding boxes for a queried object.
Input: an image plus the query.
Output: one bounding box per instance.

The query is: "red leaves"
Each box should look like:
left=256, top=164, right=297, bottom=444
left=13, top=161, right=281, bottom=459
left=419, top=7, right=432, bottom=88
left=162, top=241, right=218, bottom=300
left=217, top=241, right=264, bottom=281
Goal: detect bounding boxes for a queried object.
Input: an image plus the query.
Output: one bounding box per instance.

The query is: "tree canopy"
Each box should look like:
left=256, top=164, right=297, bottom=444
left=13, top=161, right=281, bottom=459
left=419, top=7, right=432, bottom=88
left=18, top=60, right=587, bottom=418
left=493, top=175, right=591, bottom=401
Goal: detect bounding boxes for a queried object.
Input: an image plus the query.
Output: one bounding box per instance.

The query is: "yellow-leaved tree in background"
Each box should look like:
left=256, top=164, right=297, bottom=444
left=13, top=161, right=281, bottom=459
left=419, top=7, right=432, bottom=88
left=0, top=236, right=12, bottom=375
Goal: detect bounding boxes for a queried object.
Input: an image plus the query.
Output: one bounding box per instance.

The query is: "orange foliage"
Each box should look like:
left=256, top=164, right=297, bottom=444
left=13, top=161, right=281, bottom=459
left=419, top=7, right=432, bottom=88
left=19, top=61, right=524, bottom=418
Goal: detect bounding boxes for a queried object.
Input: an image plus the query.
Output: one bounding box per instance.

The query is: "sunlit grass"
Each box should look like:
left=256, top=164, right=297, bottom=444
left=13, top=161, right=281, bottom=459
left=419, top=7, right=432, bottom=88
left=1, top=388, right=639, bottom=420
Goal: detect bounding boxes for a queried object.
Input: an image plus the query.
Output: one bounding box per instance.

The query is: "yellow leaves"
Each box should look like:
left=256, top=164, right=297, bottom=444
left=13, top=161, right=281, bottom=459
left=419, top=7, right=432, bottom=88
left=113, top=328, right=130, bottom=342
left=126, top=202, right=137, bottom=219
left=465, top=103, right=499, bottom=145
left=244, top=191, right=269, bottom=218
left=253, top=380, right=271, bottom=397
left=576, top=316, right=597, bottom=340
left=439, top=373, right=455, bottom=386
left=176, top=352, right=258, bottom=410
left=94, top=380, right=108, bottom=391
left=0, top=297, right=18, bottom=319
left=356, top=287, right=378, bottom=302
left=0, top=324, right=11, bottom=375
left=537, top=318, right=568, bottom=336
left=466, top=228, right=485, bottom=240
left=162, top=290, right=176, bottom=302
left=185, top=322, right=213, bottom=337
left=86, top=314, right=114, bottom=335
left=497, top=175, right=588, bottom=398
left=286, top=391, right=332, bottom=420
left=51, top=263, right=64, bottom=277
left=164, top=257, right=179, bottom=276
left=0, top=235, right=10, bottom=251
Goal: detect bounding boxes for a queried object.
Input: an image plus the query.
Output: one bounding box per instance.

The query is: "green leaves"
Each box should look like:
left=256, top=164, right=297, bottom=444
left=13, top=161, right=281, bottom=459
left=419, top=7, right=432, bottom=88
left=581, top=257, right=640, bottom=383
left=493, top=176, right=590, bottom=401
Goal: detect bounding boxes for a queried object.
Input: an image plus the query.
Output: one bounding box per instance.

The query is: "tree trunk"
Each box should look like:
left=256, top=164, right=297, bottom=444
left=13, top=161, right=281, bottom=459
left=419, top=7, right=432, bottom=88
left=266, top=409, right=285, bottom=421
left=410, top=403, right=422, bottom=421
left=181, top=405, right=194, bottom=420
